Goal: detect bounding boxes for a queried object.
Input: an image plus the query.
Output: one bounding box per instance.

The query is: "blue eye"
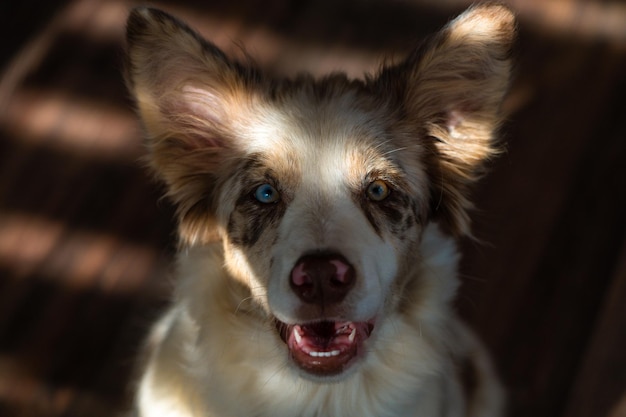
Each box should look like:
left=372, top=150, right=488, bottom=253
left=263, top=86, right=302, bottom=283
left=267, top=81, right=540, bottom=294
left=254, top=183, right=280, bottom=204
left=366, top=180, right=390, bottom=201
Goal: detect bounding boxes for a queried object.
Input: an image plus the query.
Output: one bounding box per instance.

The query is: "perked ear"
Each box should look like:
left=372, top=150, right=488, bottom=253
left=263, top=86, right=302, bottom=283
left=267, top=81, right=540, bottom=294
left=386, top=4, right=516, bottom=237
left=125, top=7, right=258, bottom=244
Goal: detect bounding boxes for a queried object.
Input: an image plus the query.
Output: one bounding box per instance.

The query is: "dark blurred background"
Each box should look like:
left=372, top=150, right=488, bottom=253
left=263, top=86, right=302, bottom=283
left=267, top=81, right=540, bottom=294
left=1, top=0, right=625, bottom=416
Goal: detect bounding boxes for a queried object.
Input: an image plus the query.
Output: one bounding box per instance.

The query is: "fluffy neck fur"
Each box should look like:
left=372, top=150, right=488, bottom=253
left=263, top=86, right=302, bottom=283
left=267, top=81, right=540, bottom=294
left=161, top=223, right=462, bottom=417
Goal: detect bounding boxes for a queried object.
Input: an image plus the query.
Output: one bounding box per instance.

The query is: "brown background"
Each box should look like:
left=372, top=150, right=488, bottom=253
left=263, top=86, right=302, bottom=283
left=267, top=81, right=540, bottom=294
left=1, top=0, right=625, bottom=416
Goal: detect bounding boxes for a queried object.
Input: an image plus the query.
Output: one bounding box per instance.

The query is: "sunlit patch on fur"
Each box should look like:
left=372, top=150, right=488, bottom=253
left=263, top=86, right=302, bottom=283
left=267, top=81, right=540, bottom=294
left=126, top=3, right=515, bottom=416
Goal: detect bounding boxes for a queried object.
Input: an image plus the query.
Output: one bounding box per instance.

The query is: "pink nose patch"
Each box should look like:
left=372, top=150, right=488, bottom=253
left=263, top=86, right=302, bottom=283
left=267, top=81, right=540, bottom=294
left=290, top=254, right=355, bottom=305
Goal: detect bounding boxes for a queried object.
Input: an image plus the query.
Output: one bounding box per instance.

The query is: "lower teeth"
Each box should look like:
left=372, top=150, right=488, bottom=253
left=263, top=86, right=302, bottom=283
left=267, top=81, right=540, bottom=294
left=309, top=350, right=341, bottom=358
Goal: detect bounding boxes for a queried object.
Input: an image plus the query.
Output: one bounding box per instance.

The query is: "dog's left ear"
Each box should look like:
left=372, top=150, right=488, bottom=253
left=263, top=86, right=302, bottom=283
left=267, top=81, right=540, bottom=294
left=125, top=7, right=260, bottom=245
left=381, top=4, right=516, bottom=236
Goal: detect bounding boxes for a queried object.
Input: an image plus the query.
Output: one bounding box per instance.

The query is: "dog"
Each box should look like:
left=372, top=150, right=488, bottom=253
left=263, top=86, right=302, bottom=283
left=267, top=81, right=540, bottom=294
left=125, top=4, right=515, bottom=416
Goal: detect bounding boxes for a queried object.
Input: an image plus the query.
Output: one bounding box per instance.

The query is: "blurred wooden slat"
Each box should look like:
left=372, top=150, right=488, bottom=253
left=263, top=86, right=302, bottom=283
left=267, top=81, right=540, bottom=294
left=459, top=33, right=626, bottom=417
left=563, top=240, right=626, bottom=417
left=0, top=1, right=625, bottom=417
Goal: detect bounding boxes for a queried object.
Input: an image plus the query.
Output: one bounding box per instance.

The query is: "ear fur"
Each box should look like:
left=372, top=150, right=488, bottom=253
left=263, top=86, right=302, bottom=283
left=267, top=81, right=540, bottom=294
left=126, top=5, right=515, bottom=243
left=125, top=7, right=260, bottom=245
left=381, top=3, right=516, bottom=237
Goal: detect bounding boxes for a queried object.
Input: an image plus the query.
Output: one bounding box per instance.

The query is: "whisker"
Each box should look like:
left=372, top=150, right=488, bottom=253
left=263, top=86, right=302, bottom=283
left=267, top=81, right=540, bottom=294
left=381, top=145, right=418, bottom=156
left=234, top=296, right=257, bottom=315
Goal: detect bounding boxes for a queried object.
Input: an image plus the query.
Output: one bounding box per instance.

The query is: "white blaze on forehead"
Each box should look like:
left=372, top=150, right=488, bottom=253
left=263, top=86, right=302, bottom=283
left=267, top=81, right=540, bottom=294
left=247, top=99, right=376, bottom=187
left=300, top=143, right=352, bottom=198
left=234, top=89, right=381, bottom=162
left=231, top=105, right=295, bottom=153
left=248, top=98, right=400, bottom=323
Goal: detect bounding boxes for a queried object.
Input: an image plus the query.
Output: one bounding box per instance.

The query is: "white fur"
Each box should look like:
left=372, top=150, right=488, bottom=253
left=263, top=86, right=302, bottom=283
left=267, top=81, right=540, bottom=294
left=128, top=4, right=515, bottom=415
left=267, top=150, right=399, bottom=324
left=135, top=224, right=503, bottom=417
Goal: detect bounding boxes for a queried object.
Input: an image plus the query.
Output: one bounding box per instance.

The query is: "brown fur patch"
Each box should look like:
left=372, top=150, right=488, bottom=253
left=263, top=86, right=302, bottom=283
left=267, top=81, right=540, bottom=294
left=226, top=155, right=290, bottom=248
left=127, top=5, right=514, bottom=416
left=374, top=4, right=516, bottom=237
left=126, top=4, right=516, bottom=247
left=355, top=171, right=421, bottom=240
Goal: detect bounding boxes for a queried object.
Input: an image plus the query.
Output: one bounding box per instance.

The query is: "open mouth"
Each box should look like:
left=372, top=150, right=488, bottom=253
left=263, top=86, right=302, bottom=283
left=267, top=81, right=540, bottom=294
left=276, top=320, right=374, bottom=376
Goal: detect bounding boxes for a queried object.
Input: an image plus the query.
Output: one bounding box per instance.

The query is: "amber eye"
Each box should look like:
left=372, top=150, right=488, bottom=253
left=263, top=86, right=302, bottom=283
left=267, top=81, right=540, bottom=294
left=366, top=180, right=390, bottom=201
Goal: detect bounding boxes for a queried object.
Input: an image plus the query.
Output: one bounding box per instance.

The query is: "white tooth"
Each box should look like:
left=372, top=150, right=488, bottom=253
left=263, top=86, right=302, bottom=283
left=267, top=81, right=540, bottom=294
left=308, top=350, right=341, bottom=358
left=294, top=328, right=302, bottom=345
left=348, top=327, right=356, bottom=343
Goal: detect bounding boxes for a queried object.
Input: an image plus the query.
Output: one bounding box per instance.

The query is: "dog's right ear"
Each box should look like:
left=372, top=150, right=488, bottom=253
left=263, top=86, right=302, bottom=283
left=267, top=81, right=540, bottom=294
left=379, top=4, right=516, bottom=237
left=126, top=7, right=258, bottom=245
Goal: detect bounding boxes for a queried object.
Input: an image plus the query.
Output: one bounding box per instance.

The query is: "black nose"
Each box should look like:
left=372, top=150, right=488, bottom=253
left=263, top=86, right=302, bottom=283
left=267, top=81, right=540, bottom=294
left=290, top=253, right=355, bottom=305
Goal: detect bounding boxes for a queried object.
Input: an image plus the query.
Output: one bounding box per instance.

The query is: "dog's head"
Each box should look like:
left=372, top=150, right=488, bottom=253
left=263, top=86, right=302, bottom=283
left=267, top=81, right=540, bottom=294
left=126, top=5, right=515, bottom=379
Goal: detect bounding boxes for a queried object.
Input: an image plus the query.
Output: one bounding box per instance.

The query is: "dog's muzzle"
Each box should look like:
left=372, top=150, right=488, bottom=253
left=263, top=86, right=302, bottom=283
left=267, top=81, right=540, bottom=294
left=275, top=253, right=374, bottom=376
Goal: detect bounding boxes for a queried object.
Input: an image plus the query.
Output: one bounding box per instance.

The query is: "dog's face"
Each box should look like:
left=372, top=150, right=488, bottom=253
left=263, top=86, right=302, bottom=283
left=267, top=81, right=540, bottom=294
left=126, top=5, right=514, bottom=379
left=215, top=92, right=429, bottom=377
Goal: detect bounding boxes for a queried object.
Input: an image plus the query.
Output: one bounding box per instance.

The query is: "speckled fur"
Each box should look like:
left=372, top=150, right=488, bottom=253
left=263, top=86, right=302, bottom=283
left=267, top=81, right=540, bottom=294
left=126, top=4, right=515, bottom=416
